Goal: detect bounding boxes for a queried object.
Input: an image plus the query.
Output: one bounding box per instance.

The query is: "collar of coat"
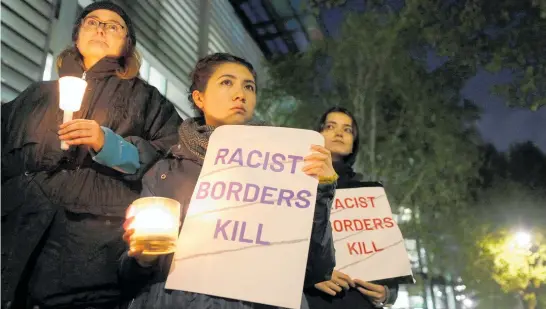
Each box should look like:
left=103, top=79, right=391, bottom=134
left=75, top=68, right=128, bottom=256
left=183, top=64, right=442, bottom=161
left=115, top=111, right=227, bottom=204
left=58, top=51, right=122, bottom=80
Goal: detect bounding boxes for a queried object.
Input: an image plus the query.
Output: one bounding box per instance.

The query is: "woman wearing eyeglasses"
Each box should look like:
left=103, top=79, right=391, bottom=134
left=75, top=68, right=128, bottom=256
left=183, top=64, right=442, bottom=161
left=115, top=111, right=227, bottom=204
left=1, top=2, right=180, bottom=308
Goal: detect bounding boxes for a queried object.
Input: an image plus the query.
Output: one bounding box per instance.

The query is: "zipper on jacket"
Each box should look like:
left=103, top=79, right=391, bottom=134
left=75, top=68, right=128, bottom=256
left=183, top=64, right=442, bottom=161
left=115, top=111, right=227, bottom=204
left=82, top=71, right=87, bottom=80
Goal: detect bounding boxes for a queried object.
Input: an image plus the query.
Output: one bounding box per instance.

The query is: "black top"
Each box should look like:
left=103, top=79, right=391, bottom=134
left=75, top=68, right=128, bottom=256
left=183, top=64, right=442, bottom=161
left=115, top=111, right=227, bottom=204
left=303, top=160, right=398, bottom=309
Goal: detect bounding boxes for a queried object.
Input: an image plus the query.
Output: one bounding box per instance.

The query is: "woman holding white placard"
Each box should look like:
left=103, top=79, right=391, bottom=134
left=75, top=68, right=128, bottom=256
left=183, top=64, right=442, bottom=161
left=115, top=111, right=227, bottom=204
left=1, top=2, right=180, bottom=308
left=119, top=52, right=338, bottom=309
left=304, top=107, right=399, bottom=309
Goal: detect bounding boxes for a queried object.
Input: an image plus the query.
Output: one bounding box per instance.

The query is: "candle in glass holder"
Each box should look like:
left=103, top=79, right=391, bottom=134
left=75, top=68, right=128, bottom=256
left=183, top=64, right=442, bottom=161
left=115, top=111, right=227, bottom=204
left=58, top=76, right=87, bottom=150
left=127, top=197, right=181, bottom=255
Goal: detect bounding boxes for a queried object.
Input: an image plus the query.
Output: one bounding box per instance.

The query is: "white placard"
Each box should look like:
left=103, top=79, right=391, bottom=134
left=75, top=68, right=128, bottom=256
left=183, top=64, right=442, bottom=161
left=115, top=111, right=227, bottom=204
left=165, top=125, right=325, bottom=309
left=332, top=187, right=414, bottom=282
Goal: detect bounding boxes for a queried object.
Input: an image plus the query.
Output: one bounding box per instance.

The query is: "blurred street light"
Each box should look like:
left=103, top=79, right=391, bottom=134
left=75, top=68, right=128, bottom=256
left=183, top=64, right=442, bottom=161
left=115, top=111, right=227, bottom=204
left=454, top=284, right=466, bottom=292
left=481, top=229, right=545, bottom=309
left=456, top=295, right=467, bottom=301
left=512, top=231, right=532, bottom=251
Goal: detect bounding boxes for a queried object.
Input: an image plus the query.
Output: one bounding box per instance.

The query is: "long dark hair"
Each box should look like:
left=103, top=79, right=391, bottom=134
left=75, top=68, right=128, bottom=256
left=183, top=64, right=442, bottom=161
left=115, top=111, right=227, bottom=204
left=315, top=106, right=360, bottom=166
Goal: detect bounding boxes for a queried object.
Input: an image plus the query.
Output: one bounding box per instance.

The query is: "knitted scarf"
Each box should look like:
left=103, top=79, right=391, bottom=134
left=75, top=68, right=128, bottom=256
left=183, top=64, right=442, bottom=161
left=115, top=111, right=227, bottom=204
left=178, top=117, right=267, bottom=163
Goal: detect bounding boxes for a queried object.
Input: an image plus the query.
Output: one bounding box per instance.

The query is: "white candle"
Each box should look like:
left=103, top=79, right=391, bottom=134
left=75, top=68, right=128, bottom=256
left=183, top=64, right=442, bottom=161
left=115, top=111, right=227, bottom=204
left=59, top=76, right=87, bottom=150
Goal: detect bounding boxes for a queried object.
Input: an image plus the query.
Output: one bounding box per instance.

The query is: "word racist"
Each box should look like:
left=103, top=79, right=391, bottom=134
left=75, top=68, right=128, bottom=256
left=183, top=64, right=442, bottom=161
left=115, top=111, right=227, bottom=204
left=334, top=196, right=377, bottom=209
left=215, top=148, right=303, bottom=174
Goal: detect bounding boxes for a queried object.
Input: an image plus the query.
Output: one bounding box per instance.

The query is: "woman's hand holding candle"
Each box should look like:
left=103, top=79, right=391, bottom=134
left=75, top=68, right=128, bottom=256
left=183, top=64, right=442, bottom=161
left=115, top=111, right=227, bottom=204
left=123, top=197, right=181, bottom=267
left=58, top=119, right=105, bottom=152
left=123, top=216, right=160, bottom=267
left=58, top=76, right=87, bottom=150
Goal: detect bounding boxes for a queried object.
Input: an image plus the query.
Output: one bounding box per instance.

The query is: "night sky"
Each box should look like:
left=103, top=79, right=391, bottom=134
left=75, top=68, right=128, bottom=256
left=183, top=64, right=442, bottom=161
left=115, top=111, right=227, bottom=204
left=462, top=70, right=546, bottom=152
left=317, top=0, right=546, bottom=152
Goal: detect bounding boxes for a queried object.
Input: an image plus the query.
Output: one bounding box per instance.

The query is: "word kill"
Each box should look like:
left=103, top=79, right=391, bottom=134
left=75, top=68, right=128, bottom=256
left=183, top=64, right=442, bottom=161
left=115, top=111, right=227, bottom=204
left=347, top=241, right=384, bottom=255
left=213, top=219, right=270, bottom=245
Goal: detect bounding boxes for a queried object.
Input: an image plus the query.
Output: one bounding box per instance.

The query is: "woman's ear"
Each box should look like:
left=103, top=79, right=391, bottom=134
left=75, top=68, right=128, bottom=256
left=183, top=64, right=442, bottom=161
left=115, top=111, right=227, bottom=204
left=192, top=90, right=204, bottom=110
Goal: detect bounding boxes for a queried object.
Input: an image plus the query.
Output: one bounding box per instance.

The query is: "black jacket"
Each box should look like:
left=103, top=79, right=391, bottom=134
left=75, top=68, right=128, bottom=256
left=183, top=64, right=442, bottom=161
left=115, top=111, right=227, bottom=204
left=118, top=119, right=337, bottom=309
left=304, top=161, right=399, bottom=309
left=1, top=56, right=181, bottom=308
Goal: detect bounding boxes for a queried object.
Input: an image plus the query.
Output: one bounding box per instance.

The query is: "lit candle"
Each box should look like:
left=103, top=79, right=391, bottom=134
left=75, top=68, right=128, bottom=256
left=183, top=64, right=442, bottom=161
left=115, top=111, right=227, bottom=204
left=58, top=76, right=87, bottom=150
left=127, top=197, right=181, bottom=255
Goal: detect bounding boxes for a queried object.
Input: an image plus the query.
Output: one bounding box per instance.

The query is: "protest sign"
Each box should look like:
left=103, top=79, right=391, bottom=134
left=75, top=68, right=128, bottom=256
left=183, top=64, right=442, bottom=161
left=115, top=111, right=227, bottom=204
left=165, top=125, right=324, bottom=309
left=332, top=186, right=414, bottom=284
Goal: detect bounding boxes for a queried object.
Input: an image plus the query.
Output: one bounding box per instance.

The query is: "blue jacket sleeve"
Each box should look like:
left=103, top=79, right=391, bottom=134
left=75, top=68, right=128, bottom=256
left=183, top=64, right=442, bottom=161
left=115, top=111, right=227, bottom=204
left=121, top=87, right=181, bottom=182
left=92, top=86, right=180, bottom=179
left=91, top=127, right=140, bottom=174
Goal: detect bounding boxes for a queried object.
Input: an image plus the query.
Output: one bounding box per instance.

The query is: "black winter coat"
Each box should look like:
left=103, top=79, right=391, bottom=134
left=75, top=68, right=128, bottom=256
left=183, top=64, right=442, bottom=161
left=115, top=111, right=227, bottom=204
left=1, top=56, right=181, bottom=308
left=303, top=161, right=399, bottom=309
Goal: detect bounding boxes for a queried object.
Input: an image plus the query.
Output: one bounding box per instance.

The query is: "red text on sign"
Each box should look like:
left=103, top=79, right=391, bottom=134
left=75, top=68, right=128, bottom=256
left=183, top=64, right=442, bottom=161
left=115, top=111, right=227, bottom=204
left=332, top=217, right=395, bottom=232
left=334, top=196, right=377, bottom=209
left=347, top=241, right=384, bottom=255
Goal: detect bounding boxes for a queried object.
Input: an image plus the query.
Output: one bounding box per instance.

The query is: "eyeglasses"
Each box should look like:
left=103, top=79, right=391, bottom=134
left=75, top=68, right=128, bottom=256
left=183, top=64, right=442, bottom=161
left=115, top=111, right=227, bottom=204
left=81, top=17, right=126, bottom=36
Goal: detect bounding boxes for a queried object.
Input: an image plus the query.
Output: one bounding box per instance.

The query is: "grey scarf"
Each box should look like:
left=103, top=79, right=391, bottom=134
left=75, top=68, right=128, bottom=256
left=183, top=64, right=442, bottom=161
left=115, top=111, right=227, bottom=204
left=178, top=117, right=267, bottom=162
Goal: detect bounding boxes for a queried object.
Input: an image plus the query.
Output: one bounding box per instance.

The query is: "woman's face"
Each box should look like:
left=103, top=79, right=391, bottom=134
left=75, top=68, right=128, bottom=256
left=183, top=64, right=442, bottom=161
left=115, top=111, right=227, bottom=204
left=321, top=112, right=355, bottom=161
left=193, top=62, right=257, bottom=127
left=76, top=9, right=127, bottom=63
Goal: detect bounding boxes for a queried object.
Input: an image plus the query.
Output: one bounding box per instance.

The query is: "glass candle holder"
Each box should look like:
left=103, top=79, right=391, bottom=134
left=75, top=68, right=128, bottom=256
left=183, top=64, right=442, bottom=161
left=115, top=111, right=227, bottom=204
left=127, top=197, right=181, bottom=255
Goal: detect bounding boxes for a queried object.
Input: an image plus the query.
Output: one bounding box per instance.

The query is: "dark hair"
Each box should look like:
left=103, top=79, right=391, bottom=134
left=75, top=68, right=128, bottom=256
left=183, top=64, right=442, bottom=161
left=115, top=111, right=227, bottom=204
left=188, top=53, right=258, bottom=117
left=56, top=9, right=141, bottom=79
left=315, top=106, right=360, bottom=166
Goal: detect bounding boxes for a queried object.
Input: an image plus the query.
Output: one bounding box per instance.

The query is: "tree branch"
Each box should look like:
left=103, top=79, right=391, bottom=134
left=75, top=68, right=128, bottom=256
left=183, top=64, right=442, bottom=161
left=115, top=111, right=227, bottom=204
left=398, top=167, right=427, bottom=207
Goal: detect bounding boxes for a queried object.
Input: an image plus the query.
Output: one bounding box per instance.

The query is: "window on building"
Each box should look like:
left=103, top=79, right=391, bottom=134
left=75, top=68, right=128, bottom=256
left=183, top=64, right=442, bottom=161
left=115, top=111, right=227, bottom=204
left=148, top=66, right=167, bottom=95
left=410, top=294, right=426, bottom=309
left=400, top=207, right=413, bottom=222
left=426, top=285, right=435, bottom=309
left=419, top=247, right=429, bottom=274
left=140, top=58, right=150, bottom=81
left=393, top=287, right=410, bottom=309
left=405, top=239, right=421, bottom=270
left=42, top=53, right=54, bottom=81
left=433, top=284, right=449, bottom=309
left=446, top=285, right=457, bottom=309
left=166, top=80, right=193, bottom=118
